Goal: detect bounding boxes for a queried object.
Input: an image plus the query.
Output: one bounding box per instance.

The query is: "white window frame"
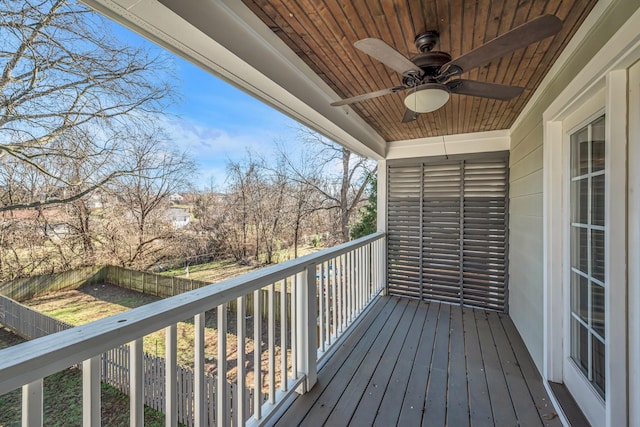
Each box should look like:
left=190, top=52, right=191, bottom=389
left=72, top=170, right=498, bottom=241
left=542, top=10, right=640, bottom=425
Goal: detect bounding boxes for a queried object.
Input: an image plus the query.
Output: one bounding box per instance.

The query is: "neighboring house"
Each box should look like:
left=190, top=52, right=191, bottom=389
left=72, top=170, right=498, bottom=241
left=86, top=192, right=104, bottom=210
left=169, top=193, right=184, bottom=203
left=165, top=207, right=190, bottom=230
left=1, top=208, right=70, bottom=238
left=5, top=1, right=639, bottom=426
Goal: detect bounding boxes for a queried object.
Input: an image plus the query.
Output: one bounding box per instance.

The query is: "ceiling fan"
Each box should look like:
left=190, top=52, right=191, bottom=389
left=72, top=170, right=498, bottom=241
left=330, top=14, right=562, bottom=122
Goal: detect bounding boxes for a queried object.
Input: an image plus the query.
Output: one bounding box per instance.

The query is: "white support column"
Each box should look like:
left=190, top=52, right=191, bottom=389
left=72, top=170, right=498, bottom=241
left=296, top=265, right=318, bottom=393
left=377, top=159, right=388, bottom=296
left=216, top=304, right=228, bottom=427
left=130, top=338, right=143, bottom=427
left=82, top=356, right=101, bottom=427
left=165, top=324, right=177, bottom=427
left=194, top=312, right=206, bottom=427
left=22, top=379, right=43, bottom=427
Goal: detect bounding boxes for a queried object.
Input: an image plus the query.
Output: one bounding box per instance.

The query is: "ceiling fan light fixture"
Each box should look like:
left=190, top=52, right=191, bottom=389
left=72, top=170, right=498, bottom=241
left=404, top=83, right=450, bottom=113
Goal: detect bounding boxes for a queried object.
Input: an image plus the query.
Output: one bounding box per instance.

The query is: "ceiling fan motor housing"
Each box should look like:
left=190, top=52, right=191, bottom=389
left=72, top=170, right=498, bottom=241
left=412, top=52, right=451, bottom=75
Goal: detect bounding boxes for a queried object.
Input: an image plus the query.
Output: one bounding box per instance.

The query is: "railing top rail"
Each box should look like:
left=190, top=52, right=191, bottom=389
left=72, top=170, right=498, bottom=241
left=0, top=232, right=385, bottom=395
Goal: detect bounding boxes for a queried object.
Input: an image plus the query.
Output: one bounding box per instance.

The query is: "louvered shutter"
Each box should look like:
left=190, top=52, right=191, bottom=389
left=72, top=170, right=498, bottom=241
left=386, top=153, right=509, bottom=311
left=387, top=165, right=422, bottom=298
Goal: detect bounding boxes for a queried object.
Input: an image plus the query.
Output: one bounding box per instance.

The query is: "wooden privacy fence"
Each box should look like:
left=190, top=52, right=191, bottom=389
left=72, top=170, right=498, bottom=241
left=0, top=295, right=260, bottom=426
left=0, top=295, right=70, bottom=339
left=104, top=265, right=293, bottom=321
left=0, top=266, right=104, bottom=302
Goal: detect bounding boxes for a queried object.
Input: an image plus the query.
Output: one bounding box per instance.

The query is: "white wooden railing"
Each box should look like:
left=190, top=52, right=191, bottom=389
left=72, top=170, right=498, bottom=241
left=0, top=232, right=385, bottom=426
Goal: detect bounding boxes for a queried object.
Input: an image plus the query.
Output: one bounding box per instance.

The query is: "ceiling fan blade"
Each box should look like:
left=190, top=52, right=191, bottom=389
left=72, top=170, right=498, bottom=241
left=402, top=108, right=419, bottom=123
left=447, top=79, right=524, bottom=100
left=443, top=14, right=562, bottom=75
left=354, top=38, right=422, bottom=75
left=330, top=86, right=406, bottom=106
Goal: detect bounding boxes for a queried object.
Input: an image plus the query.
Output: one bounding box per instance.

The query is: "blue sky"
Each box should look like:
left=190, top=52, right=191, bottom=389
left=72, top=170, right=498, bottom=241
left=111, top=20, right=301, bottom=190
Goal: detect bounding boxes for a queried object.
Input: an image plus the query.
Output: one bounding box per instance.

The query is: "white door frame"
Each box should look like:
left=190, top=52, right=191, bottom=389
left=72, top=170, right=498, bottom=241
left=628, top=59, right=640, bottom=427
left=542, top=8, right=640, bottom=427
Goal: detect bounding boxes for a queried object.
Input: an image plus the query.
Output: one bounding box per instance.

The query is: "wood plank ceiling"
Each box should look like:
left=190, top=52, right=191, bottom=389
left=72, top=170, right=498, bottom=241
left=242, top=0, right=598, bottom=142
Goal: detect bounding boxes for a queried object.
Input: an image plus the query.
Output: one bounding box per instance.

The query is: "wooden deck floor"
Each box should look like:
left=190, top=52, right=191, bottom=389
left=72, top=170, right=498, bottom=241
left=275, top=296, right=561, bottom=427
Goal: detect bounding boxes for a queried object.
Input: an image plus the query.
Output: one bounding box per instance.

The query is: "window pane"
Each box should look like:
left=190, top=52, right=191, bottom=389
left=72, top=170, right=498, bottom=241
left=592, top=116, right=605, bottom=172
left=571, top=227, right=588, bottom=273
left=592, top=174, right=605, bottom=226
left=571, top=178, right=589, bottom=224
left=593, top=337, right=606, bottom=397
left=592, top=283, right=605, bottom=338
left=572, top=317, right=589, bottom=374
left=591, top=229, right=605, bottom=282
left=571, top=128, right=589, bottom=177
left=571, top=273, right=588, bottom=322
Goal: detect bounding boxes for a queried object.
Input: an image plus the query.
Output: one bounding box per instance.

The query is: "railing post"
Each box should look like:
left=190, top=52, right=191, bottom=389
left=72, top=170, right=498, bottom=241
left=22, top=379, right=43, bottom=427
left=296, top=265, right=317, bottom=393
left=83, top=356, right=101, bottom=426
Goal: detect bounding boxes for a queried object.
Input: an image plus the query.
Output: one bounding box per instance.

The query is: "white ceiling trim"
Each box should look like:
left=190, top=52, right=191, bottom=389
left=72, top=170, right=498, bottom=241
left=386, top=130, right=510, bottom=159
left=80, top=0, right=386, bottom=159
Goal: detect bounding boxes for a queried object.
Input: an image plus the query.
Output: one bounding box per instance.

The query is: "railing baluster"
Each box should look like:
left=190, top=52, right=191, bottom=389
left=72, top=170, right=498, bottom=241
left=253, top=289, right=262, bottom=420
left=292, top=272, right=302, bottom=380
left=268, top=283, right=275, bottom=404
left=194, top=312, right=205, bottom=427
left=331, top=258, right=338, bottom=339
left=82, top=356, right=100, bottom=426
left=130, top=338, right=143, bottom=427
left=166, top=324, right=177, bottom=427
left=280, top=278, right=288, bottom=391
left=340, top=254, right=346, bottom=330
left=217, top=304, right=227, bottom=427
left=324, top=261, right=330, bottom=347
left=237, top=297, right=246, bottom=427
left=22, top=379, right=43, bottom=427
left=317, top=263, right=324, bottom=352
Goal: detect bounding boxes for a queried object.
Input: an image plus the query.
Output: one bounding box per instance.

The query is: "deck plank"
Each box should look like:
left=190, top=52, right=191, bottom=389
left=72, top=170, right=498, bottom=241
left=499, top=314, right=563, bottom=426
left=447, top=305, right=470, bottom=426
left=322, top=298, right=411, bottom=425
left=349, top=300, right=419, bottom=425
left=396, top=301, right=440, bottom=426
left=273, top=296, right=396, bottom=426
left=474, top=308, right=518, bottom=425
left=463, top=307, right=494, bottom=427
left=487, top=310, right=544, bottom=426
left=422, top=303, right=451, bottom=426
left=373, top=300, right=431, bottom=426
left=273, top=297, right=561, bottom=427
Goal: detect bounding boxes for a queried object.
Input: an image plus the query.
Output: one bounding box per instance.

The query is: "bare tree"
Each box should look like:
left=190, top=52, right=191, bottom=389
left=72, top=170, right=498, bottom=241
left=0, top=0, right=174, bottom=212
left=104, top=132, right=197, bottom=268
left=279, top=128, right=376, bottom=242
